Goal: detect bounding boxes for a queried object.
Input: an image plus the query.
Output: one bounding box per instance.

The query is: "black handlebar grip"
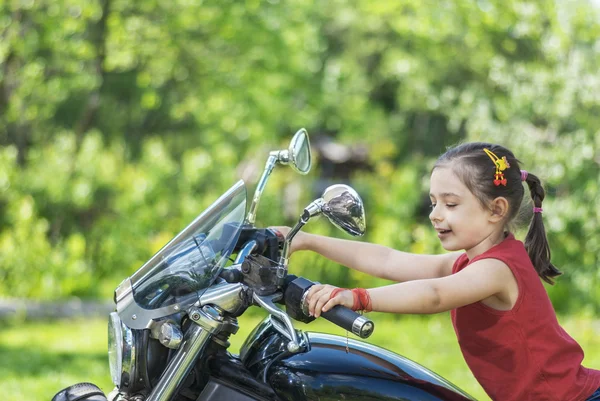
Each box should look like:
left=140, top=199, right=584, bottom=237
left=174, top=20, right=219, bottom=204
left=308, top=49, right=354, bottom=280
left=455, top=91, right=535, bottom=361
left=321, top=305, right=375, bottom=339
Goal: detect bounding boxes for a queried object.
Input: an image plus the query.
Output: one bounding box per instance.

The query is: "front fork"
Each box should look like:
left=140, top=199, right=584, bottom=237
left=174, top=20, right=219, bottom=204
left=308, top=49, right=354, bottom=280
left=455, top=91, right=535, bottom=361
left=109, top=305, right=238, bottom=401
left=147, top=323, right=211, bottom=401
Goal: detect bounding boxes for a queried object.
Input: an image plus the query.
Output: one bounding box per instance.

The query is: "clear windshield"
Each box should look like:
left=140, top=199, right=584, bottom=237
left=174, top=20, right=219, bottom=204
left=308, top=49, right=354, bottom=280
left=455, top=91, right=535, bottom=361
left=129, top=181, right=246, bottom=311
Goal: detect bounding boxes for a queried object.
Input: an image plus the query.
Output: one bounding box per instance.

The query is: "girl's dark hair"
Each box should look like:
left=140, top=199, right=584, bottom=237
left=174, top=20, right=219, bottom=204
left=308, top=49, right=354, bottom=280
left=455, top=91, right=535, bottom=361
left=434, top=142, right=561, bottom=284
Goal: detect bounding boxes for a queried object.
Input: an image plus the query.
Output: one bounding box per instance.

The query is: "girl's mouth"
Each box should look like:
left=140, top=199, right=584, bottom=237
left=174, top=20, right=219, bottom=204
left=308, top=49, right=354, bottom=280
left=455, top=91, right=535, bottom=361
left=437, top=229, right=452, bottom=237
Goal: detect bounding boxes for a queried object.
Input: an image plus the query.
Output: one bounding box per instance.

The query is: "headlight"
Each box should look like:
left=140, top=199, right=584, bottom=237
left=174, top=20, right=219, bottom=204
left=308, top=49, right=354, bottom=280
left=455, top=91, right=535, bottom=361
left=108, top=312, right=134, bottom=388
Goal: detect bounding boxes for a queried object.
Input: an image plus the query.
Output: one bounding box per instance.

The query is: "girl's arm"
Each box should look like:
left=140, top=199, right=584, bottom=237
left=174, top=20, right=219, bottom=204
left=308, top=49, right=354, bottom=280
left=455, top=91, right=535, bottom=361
left=307, top=258, right=515, bottom=317
left=299, top=231, right=460, bottom=282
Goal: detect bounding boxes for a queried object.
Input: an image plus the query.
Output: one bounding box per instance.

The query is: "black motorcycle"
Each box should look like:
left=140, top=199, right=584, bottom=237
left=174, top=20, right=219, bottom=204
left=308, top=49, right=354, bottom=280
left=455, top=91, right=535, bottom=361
left=52, top=129, right=476, bottom=401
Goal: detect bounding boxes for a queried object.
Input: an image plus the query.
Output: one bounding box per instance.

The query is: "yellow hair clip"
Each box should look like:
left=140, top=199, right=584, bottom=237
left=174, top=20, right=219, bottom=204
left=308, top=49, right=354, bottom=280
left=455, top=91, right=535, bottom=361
left=483, top=148, right=510, bottom=186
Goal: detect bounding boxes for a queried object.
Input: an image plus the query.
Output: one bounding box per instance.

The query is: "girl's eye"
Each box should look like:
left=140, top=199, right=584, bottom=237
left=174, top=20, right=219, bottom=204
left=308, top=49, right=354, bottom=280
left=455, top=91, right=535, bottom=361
left=430, top=204, right=437, bottom=209
left=446, top=204, right=457, bottom=208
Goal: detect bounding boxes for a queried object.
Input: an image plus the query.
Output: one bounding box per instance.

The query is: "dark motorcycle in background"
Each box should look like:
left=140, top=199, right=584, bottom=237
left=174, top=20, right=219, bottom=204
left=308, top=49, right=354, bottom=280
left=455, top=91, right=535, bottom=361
left=52, top=129, right=476, bottom=401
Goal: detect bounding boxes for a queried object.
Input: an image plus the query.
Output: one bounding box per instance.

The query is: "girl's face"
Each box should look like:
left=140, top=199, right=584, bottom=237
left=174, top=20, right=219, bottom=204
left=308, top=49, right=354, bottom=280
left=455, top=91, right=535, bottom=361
left=429, top=167, right=498, bottom=256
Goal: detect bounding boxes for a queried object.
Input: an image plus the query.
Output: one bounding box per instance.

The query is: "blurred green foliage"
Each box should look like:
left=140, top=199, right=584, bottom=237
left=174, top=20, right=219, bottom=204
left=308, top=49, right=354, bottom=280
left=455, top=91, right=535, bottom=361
left=0, top=0, right=599, bottom=312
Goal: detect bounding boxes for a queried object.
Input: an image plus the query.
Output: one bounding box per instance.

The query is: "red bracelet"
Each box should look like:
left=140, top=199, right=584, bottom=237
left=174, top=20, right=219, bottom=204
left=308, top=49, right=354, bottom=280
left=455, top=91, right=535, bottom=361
left=329, top=287, right=360, bottom=310
left=329, top=287, right=372, bottom=312
left=351, top=288, right=372, bottom=312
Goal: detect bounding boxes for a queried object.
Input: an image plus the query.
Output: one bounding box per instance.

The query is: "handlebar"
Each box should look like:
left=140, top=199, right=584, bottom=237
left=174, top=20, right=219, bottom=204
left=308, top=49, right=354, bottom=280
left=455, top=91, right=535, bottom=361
left=226, top=238, right=376, bottom=340
left=284, top=276, right=374, bottom=339
left=321, top=305, right=374, bottom=339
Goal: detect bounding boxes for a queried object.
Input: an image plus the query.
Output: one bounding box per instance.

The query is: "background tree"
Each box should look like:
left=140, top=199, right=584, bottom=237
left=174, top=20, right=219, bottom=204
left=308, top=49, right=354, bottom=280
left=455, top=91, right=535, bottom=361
left=0, top=0, right=598, bottom=313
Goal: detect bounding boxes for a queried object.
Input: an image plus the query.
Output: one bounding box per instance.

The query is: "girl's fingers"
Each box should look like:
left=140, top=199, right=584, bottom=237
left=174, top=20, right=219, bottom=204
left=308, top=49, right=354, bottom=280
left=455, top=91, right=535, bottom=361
left=269, top=226, right=290, bottom=237
left=322, top=297, right=340, bottom=313
left=306, top=285, right=324, bottom=315
left=307, top=284, right=325, bottom=299
left=307, top=285, right=335, bottom=317
left=313, top=293, right=330, bottom=318
left=322, top=290, right=352, bottom=312
left=313, top=285, right=336, bottom=318
left=312, top=287, right=332, bottom=317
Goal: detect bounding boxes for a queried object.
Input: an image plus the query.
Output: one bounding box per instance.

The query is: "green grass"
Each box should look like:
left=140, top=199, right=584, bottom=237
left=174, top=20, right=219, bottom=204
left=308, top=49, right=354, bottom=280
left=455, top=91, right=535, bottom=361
left=1, top=312, right=598, bottom=401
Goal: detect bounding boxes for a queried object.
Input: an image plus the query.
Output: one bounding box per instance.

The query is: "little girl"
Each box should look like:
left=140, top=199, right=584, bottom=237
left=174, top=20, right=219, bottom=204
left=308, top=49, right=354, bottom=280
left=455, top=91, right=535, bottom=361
left=274, top=142, right=600, bottom=401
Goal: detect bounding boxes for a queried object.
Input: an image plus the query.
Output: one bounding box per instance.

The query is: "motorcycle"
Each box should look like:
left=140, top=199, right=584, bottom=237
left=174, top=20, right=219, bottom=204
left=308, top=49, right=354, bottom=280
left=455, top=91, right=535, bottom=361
left=52, top=129, right=476, bottom=401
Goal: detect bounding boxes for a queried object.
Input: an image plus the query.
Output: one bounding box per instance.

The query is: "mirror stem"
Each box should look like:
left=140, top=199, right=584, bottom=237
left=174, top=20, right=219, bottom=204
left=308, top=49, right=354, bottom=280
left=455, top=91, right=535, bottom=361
left=279, top=219, right=305, bottom=269
left=303, top=198, right=325, bottom=218
left=246, top=154, right=278, bottom=225
left=278, top=221, right=305, bottom=276
left=278, top=199, right=324, bottom=272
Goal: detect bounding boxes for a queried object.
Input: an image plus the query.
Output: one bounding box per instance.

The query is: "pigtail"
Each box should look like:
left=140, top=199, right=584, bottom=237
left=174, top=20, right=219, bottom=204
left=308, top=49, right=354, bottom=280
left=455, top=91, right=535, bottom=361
left=523, top=173, right=562, bottom=284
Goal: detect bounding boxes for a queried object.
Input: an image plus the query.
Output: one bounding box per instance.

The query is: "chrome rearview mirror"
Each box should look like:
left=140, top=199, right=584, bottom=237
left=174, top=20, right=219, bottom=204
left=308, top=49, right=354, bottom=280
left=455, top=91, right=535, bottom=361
left=283, top=128, right=311, bottom=174
left=319, top=184, right=366, bottom=236
left=279, top=184, right=366, bottom=270
left=246, top=128, right=312, bottom=225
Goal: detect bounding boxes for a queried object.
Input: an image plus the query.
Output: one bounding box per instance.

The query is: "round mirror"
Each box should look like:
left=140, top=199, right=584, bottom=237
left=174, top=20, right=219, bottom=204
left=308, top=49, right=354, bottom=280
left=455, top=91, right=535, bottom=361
left=288, top=128, right=311, bottom=174
left=321, top=184, right=366, bottom=236
left=279, top=183, right=365, bottom=267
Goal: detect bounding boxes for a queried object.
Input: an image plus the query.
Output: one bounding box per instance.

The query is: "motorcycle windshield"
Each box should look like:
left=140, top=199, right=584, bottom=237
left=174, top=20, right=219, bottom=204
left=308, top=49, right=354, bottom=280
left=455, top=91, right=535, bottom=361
left=129, top=181, right=246, bottom=311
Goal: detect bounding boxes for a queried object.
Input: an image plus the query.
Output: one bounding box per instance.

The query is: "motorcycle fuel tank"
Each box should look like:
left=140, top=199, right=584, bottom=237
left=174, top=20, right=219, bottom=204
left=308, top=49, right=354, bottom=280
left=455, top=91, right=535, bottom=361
left=240, top=318, right=475, bottom=401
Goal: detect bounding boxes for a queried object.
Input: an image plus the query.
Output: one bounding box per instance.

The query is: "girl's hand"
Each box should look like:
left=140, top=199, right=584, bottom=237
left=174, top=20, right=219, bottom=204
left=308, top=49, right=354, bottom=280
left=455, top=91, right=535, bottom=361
left=305, top=284, right=354, bottom=318
left=269, top=226, right=308, bottom=255
left=269, top=226, right=291, bottom=237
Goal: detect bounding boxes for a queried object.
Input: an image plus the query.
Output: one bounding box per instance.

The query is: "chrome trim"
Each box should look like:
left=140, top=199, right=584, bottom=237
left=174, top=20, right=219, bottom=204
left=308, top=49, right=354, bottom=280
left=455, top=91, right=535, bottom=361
left=188, top=305, right=230, bottom=334
left=240, top=316, right=308, bottom=363
left=279, top=205, right=316, bottom=269
left=114, top=277, right=132, bottom=304
left=147, top=324, right=211, bottom=401
left=269, top=315, right=306, bottom=352
left=303, top=198, right=326, bottom=219
left=280, top=184, right=366, bottom=271
left=253, top=293, right=300, bottom=353
left=269, top=315, right=293, bottom=342
left=285, top=128, right=311, bottom=174
left=108, top=312, right=136, bottom=388
left=299, top=284, right=317, bottom=317
left=150, top=321, right=183, bottom=350
left=246, top=129, right=311, bottom=225
left=198, top=281, right=245, bottom=315
left=121, top=320, right=135, bottom=388
left=320, top=184, right=366, bottom=236
left=352, top=315, right=374, bottom=338
left=246, top=155, right=277, bottom=225
left=234, top=240, right=257, bottom=264
left=108, top=313, right=123, bottom=386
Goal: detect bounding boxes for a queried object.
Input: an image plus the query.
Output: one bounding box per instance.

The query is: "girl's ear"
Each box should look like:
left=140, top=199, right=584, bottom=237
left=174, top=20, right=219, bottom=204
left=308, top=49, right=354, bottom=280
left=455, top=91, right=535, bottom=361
left=489, top=197, right=509, bottom=222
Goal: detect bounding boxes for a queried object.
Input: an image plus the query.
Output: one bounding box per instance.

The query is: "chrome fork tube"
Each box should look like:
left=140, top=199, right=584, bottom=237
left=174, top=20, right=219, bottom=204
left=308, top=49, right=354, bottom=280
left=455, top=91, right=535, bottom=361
left=146, top=324, right=210, bottom=401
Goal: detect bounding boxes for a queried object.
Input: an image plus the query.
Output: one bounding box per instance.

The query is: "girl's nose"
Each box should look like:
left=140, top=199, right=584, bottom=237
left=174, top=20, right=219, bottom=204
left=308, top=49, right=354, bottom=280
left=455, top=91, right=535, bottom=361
left=429, top=206, right=442, bottom=222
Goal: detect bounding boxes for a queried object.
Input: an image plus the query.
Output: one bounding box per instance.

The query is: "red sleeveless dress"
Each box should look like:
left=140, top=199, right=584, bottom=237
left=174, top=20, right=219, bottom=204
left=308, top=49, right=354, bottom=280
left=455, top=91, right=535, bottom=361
left=451, top=234, right=600, bottom=400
